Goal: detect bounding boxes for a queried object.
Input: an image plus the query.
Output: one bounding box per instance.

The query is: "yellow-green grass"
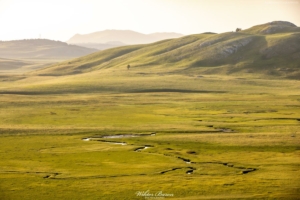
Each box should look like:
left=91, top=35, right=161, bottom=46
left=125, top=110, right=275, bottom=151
left=0, top=72, right=299, bottom=199
left=0, top=132, right=299, bottom=199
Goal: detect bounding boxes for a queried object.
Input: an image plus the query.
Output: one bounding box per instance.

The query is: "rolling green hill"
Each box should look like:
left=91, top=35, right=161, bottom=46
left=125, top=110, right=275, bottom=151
left=33, top=21, right=300, bottom=79
left=0, top=39, right=97, bottom=59
left=0, top=39, right=98, bottom=73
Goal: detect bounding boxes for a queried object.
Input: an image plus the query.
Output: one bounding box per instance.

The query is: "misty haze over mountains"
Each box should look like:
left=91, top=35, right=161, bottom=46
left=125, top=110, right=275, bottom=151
left=0, top=30, right=184, bottom=58
left=67, top=30, right=184, bottom=50
left=0, top=30, right=183, bottom=72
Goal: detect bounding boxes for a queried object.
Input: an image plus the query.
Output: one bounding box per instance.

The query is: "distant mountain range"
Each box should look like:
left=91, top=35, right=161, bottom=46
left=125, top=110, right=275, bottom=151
left=72, top=41, right=126, bottom=51
left=67, top=30, right=184, bottom=49
left=0, top=39, right=97, bottom=59
left=37, top=21, right=300, bottom=79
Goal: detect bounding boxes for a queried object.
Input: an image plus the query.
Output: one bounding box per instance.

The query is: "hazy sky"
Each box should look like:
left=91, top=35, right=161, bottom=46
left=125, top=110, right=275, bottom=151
left=0, top=0, right=299, bottom=41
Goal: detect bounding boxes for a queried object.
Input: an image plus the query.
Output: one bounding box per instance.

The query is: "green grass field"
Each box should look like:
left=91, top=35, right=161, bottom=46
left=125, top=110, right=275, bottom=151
left=0, top=21, right=299, bottom=199
left=0, top=69, right=299, bottom=199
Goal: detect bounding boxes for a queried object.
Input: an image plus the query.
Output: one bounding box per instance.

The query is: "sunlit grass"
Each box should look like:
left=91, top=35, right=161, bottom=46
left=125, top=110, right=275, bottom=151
left=0, top=72, right=299, bottom=199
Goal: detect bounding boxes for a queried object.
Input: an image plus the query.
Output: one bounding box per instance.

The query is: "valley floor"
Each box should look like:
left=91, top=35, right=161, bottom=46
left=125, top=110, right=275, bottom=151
left=0, top=73, right=299, bottom=199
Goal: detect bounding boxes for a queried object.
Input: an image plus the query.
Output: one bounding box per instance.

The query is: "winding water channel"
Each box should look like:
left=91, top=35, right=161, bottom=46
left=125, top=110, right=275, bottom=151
left=81, top=133, right=257, bottom=176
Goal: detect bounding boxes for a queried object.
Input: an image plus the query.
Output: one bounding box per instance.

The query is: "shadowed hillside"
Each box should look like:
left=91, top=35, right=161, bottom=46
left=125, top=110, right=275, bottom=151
left=0, top=58, right=32, bottom=70
left=0, top=39, right=98, bottom=59
left=35, top=21, right=300, bottom=79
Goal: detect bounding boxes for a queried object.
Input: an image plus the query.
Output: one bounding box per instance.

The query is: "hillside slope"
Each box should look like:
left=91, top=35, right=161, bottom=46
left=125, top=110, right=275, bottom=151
left=0, top=39, right=98, bottom=59
left=242, top=21, right=300, bottom=35
left=35, top=21, right=300, bottom=79
left=72, top=41, right=125, bottom=50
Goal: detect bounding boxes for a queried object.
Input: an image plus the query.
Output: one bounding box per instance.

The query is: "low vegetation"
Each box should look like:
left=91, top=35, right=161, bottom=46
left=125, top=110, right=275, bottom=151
left=0, top=70, right=299, bottom=199
left=0, top=21, right=299, bottom=199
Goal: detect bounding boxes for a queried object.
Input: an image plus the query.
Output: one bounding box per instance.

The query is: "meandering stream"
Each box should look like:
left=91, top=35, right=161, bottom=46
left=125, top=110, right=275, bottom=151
left=81, top=133, right=257, bottom=177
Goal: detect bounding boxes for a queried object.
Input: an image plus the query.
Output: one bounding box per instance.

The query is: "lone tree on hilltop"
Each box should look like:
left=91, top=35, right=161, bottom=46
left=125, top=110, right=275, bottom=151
left=236, top=28, right=242, bottom=32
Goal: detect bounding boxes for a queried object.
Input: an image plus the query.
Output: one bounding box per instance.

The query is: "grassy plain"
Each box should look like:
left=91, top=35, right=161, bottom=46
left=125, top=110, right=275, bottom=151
left=0, top=68, right=299, bottom=200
